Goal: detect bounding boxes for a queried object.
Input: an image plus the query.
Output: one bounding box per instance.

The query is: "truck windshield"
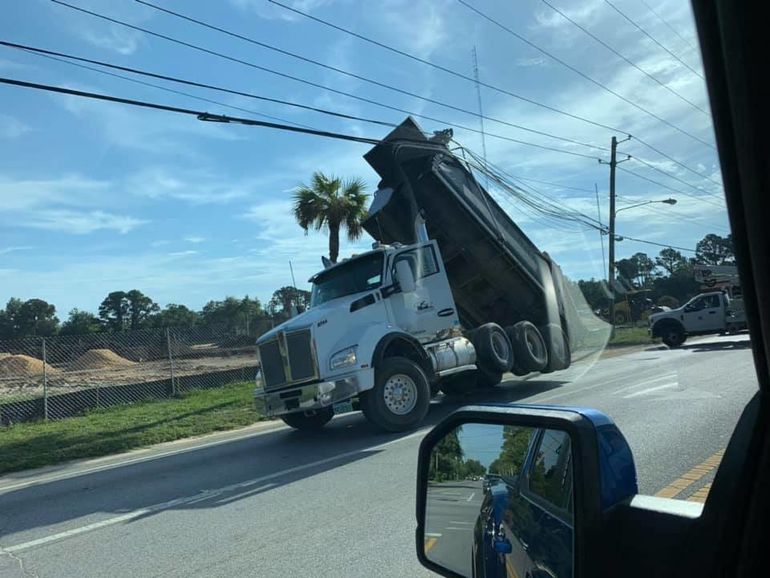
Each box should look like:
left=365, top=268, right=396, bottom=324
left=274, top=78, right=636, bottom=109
left=310, top=253, right=384, bottom=307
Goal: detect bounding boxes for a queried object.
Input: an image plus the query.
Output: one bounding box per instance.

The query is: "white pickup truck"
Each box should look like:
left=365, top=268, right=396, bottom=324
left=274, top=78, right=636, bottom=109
left=649, top=290, right=746, bottom=347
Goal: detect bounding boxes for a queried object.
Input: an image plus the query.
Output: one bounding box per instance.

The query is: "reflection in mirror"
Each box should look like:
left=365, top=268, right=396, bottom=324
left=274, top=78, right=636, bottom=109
left=424, top=424, right=574, bottom=578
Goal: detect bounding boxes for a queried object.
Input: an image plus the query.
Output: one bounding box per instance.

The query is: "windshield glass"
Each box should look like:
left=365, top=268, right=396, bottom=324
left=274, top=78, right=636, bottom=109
left=310, top=253, right=384, bottom=306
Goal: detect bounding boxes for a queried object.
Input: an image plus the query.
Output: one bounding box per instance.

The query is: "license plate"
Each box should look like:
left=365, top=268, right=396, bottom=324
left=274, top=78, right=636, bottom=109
left=333, top=400, right=354, bottom=415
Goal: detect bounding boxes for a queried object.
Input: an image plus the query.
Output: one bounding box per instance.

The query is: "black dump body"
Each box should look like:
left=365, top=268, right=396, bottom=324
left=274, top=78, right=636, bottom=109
left=362, top=118, right=570, bottom=346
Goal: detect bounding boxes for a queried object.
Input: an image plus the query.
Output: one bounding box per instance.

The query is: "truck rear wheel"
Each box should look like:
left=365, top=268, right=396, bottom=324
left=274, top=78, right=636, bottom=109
left=472, top=323, right=513, bottom=372
left=281, top=407, right=334, bottom=431
left=540, top=323, right=571, bottom=373
left=506, top=322, right=548, bottom=374
left=361, top=357, right=431, bottom=432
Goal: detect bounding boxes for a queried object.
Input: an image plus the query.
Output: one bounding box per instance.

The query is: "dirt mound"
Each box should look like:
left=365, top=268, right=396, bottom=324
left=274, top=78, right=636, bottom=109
left=0, top=354, right=49, bottom=376
left=73, top=349, right=135, bottom=370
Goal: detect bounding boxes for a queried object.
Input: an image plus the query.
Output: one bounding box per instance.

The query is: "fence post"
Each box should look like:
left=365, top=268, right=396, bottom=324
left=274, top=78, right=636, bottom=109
left=41, top=336, right=49, bottom=421
left=167, top=327, right=177, bottom=396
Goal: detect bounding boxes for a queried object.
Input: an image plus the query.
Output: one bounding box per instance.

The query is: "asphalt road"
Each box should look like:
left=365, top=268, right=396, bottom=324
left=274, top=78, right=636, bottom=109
left=0, top=334, right=757, bottom=578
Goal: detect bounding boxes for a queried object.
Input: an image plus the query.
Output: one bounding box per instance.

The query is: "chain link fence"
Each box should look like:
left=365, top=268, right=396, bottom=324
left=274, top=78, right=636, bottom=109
left=0, top=324, right=269, bottom=426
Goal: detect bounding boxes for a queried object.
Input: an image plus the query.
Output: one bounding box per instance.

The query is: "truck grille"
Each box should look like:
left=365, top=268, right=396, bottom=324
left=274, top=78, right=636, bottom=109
left=259, top=329, right=317, bottom=390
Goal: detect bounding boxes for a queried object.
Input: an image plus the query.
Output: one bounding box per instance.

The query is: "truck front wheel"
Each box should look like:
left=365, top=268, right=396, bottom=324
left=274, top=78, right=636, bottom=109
left=661, top=325, right=686, bottom=348
left=361, top=357, right=431, bottom=432
left=281, top=407, right=334, bottom=431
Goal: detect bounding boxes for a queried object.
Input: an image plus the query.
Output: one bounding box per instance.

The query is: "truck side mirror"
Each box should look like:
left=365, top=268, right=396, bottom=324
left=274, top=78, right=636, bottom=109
left=395, top=260, right=417, bottom=293
left=416, top=405, right=638, bottom=578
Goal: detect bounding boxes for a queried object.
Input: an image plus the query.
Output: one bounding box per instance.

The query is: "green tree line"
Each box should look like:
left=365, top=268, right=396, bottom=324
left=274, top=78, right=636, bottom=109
left=578, top=233, right=735, bottom=317
left=0, top=286, right=310, bottom=340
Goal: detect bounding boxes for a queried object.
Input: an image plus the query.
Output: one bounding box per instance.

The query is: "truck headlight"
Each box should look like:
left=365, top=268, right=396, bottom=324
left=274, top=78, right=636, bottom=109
left=330, top=346, right=357, bottom=370
left=255, top=365, right=265, bottom=389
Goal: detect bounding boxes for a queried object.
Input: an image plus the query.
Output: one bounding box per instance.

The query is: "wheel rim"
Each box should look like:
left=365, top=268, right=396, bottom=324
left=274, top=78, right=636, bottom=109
left=666, top=331, right=681, bottom=344
left=525, top=330, right=543, bottom=359
left=383, top=373, right=418, bottom=415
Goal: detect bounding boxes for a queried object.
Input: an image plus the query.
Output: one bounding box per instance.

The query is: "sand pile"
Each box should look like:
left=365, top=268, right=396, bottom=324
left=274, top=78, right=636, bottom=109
left=0, top=354, right=49, bottom=376
left=73, top=349, right=135, bottom=370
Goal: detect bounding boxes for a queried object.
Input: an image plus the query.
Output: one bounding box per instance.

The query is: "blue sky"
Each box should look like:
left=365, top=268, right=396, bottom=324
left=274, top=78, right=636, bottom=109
left=0, top=0, right=728, bottom=316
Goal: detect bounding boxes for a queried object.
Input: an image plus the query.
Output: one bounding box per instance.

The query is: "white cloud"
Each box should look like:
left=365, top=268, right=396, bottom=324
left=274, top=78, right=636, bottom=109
left=230, top=0, right=339, bottom=21
left=21, top=210, right=147, bottom=235
left=128, top=168, right=264, bottom=204
left=168, top=250, right=199, bottom=257
left=515, top=56, right=546, bottom=67
left=0, top=246, right=34, bottom=256
left=0, top=114, right=30, bottom=139
left=80, top=26, right=144, bottom=55
left=183, top=236, right=206, bottom=244
left=0, top=175, right=110, bottom=212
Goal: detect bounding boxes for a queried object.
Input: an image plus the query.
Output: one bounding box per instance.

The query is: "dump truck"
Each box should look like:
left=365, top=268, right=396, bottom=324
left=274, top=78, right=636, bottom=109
left=254, top=118, right=583, bottom=432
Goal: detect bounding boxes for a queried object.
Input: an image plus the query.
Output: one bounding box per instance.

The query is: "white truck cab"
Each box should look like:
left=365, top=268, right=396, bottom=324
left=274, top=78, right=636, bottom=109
left=254, top=238, right=477, bottom=432
left=649, top=290, right=746, bottom=347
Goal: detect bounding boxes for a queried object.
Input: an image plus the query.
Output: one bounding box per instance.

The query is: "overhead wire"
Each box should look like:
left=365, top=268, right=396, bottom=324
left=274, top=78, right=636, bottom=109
left=640, top=0, right=698, bottom=51
left=616, top=195, right=729, bottom=234
left=620, top=153, right=725, bottom=200
left=266, top=0, right=623, bottom=135
left=603, top=0, right=703, bottom=79
left=617, top=165, right=725, bottom=209
left=539, top=0, right=708, bottom=116
left=133, top=0, right=608, bottom=154
left=44, top=1, right=604, bottom=160
left=454, top=0, right=715, bottom=149
left=1, top=40, right=396, bottom=128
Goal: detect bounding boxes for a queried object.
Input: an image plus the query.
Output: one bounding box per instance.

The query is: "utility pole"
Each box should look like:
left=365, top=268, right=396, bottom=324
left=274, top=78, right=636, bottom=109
left=600, top=136, right=631, bottom=325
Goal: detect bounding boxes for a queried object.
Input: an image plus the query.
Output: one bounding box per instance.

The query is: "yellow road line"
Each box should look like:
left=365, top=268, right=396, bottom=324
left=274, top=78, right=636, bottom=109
left=506, top=556, right=520, bottom=578
left=424, top=537, right=438, bottom=553
left=655, top=449, right=724, bottom=499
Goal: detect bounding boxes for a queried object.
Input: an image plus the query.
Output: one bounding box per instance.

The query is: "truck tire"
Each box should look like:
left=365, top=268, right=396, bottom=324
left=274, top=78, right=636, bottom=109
left=540, top=323, right=571, bottom=373
left=281, top=407, right=334, bottom=431
left=507, top=322, right=548, bottom=374
left=661, top=325, right=686, bottom=348
left=472, top=323, right=513, bottom=372
left=475, top=366, right=503, bottom=388
left=361, top=357, right=431, bottom=432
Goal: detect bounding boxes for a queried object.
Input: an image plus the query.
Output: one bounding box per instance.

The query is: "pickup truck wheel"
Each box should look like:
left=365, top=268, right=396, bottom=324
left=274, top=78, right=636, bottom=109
left=507, top=322, right=548, bottom=374
left=280, top=407, right=334, bottom=431
left=361, top=357, right=430, bottom=432
left=662, top=326, right=686, bottom=348
left=473, top=323, right=513, bottom=372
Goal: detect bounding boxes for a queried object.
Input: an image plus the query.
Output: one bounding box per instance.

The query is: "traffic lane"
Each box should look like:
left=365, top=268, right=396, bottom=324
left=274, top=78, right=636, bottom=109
left=520, top=334, right=756, bottom=494
left=13, top=432, right=436, bottom=578
left=425, top=481, right=482, bottom=577
left=0, top=375, right=570, bottom=549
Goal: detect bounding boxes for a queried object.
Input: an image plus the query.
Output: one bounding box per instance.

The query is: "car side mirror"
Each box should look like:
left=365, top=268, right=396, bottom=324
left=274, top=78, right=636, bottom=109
left=416, top=405, right=638, bottom=578
left=395, top=260, right=417, bottom=293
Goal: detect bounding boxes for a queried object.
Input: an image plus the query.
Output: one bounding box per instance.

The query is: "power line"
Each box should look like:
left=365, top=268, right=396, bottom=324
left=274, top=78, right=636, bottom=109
left=539, top=0, right=708, bottom=116
left=1, top=40, right=396, bottom=128
left=46, top=1, right=602, bottom=160
left=631, top=135, right=722, bottom=187
left=455, top=0, right=715, bottom=149
left=640, top=0, right=698, bottom=51
left=133, top=0, right=608, bottom=154
left=617, top=165, right=724, bottom=209
left=616, top=195, right=729, bottom=233
left=0, top=76, right=388, bottom=145
left=266, top=0, right=623, bottom=136
left=621, top=153, right=724, bottom=200
left=503, top=175, right=596, bottom=194
left=603, top=0, right=703, bottom=79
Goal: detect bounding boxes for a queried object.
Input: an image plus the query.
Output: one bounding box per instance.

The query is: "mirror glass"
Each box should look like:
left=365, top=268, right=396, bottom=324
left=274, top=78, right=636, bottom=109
left=424, top=424, right=574, bottom=578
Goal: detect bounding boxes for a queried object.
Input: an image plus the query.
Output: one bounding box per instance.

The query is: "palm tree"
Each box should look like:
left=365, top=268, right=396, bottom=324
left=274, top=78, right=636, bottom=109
left=292, top=172, right=369, bottom=263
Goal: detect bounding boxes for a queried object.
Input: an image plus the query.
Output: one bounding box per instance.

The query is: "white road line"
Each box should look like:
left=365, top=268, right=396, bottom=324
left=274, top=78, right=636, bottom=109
left=450, top=521, right=474, bottom=525
left=623, top=382, right=680, bottom=398
left=3, top=428, right=429, bottom=553
left=445, top=527, right=472, bottom=531
left=466, top=492, right=475, bottom=502
left=425, top=533, right=442, bottom=537
left=613, top=374, right=678, bottom=395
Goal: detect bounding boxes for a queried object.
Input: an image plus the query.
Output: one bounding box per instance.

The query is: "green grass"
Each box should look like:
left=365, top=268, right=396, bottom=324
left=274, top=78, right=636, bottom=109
left=0, top=381, right=267, bottom=474
left=608, top=326, right=659, bottom=347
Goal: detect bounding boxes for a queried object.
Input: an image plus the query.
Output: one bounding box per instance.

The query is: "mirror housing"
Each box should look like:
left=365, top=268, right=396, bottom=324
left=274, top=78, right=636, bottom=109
left=395, top=259, right=417, bottom=293
left=416, top=404, right=638, bottom=578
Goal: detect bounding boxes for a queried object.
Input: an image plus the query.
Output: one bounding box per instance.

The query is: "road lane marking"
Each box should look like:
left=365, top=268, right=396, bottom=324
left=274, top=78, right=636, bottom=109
left=623, top=381, right=679, bottom=398
left=3, top=428, right=429, bottom=553
left=424, top=538, right=438, bottom=552
left=655, top=449, right=724, bottom=499
left=612, top=373, right=678, bottom=395
left=506, top=556, right=520, bottom=578
left=467, top=492, right=475, bottom=502
left=450, top=521, right=473, bottom=525
left=425, top=533, right=442, bottom=537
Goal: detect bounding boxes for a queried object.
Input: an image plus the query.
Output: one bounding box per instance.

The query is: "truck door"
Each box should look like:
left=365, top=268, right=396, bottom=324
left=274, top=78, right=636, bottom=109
left=388, top=241, right=459, bottom=342
left=682, top=294, right=724, bottom=333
